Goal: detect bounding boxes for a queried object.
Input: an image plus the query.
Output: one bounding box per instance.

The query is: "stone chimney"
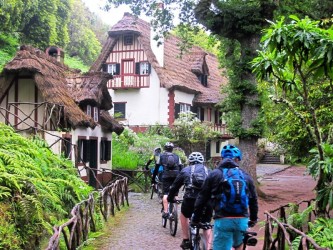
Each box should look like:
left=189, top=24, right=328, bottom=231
left=150, top=1, right=164, bottom=67
left=45, top=46, right=64, bottom=63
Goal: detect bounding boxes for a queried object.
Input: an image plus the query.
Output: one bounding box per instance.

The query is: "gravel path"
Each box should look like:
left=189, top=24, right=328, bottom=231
left=101, top=164, right=291, bottom=250
left=100, top=192, right=185, bottom=250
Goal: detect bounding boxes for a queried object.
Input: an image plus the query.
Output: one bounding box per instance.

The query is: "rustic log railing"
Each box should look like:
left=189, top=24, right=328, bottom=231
left=46, top=173, right=128, bottom=250
left=263, top=199, right=329, bottom=250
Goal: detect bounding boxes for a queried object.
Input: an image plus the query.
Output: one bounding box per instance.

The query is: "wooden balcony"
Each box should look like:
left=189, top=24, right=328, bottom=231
left=107, top=75, right=150, bottom=89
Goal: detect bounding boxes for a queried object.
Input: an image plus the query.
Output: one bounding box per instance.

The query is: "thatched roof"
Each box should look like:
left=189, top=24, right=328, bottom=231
left=91, top=12, right=227, bottom=106
left=100, top=110, right=124, bottom=135
left=2, top=45, right=123, bottom=132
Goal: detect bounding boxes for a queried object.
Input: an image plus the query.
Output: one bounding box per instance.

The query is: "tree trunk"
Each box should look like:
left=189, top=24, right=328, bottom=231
left=237, top=35, right=261, bottom=183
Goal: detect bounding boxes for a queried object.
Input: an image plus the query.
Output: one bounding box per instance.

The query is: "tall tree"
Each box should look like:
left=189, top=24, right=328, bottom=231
left=252, top=16, right=333, bottom=215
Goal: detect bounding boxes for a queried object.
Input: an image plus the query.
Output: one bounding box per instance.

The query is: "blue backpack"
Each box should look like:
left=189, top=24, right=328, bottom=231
left=218, top=167, right=249, bottom=214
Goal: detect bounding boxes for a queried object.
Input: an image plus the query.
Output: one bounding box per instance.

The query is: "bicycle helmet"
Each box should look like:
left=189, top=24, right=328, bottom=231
left=154, top=147, right=161, bottom=156
left=221, top=144, right=242, bottom=160
left=188, top=152, right=204, bottom=164
left=164, top=142, right=174, bottom=150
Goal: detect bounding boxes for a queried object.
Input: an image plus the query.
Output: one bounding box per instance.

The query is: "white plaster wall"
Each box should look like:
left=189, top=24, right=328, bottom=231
left=174, top=90, right=195, bottom=105
left=45, top=125, right=113, bottom=178
left=110, top=67, right=169, bottom=126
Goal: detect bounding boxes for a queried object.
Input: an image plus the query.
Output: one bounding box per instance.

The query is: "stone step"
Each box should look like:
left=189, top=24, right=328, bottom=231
left=260, top=152, right=281, bottom=164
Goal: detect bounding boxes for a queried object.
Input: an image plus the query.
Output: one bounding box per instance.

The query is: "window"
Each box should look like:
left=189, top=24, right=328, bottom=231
left=199, top=74, right=208, bottom=87
left=124, top=34, right=133, bottom=45
left=100, top=139, right=111, bottom=162
left=215, top=141, right=220, bottom=154
left=135, top=62, right=151, bottom=75
left=197, top=107, right=205, bottom=121
left=77, top=138, right=90, bottom=163
left=102, top=63, right=120, bottom=75
left=93, top=107, right=99, bottom=122
left=86, top=105, right=91, bottom=116
left=114, top=102, right=126, bottom=118
left=180, top=103, right=191, bottom=113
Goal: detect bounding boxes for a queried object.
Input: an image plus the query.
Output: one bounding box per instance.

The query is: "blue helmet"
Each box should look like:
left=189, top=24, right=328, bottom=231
left=221, top=144, right=242, bottom=160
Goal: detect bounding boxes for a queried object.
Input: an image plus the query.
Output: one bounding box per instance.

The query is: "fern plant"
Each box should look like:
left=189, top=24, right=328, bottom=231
left=0, top=123, right=93, bottom=249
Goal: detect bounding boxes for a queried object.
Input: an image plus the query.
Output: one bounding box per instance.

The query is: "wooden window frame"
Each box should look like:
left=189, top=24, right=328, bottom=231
left=124, top=34, right=134, bottom=45
left=114, top=102, right=126, bottom=119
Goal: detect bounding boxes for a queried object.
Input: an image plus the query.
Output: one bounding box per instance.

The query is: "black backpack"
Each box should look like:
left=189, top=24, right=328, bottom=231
left=161, top=152, right=177, bottom=170
left=188, top=164, right=208, bottom=189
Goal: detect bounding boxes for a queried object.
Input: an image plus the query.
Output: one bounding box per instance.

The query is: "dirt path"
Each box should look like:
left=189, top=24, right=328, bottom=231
left=100, top=166, right=316, bottom=250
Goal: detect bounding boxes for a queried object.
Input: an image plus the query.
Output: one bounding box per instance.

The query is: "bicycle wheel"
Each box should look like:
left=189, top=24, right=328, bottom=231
left=150, top=185, right=154, bottom=199
left=199, top=232, right=206, bottom=250
left=189, top=226, right=202, bottom=250
left=157, top=183, right=163, bottom=204
left=161, top=205, right=167, bottom=228
left=169, top=203, right=178, bottom=236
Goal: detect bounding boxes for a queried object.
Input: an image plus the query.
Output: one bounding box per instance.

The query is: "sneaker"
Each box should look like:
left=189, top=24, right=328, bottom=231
left=180, top=239, right=191, bottom=249
left=162, top=211, right=169, bottom=219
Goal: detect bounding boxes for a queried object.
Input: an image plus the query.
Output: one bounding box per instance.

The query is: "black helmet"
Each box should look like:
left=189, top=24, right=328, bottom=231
left=164, top=142, right=174, bottom=150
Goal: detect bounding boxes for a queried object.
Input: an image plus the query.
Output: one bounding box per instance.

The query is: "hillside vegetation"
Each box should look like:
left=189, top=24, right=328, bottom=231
left=0, top=0, right=110, bottom=72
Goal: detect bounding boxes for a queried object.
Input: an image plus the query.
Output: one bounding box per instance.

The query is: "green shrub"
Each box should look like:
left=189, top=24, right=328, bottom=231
left=0, top=123, right=93, bottom=249
left=306, top=218, right=333, bottom=249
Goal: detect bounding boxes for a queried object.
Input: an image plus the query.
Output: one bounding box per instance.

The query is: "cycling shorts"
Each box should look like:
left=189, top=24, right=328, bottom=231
left=213, top=217, right=248, bottom=250
left=181, top=198, right=212, bottom=222
left=162, top=177, right=176, bottom=195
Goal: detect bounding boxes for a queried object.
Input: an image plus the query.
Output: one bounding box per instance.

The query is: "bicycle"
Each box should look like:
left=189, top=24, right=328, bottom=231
left=150, top=174, right=163, bottom=200
left=242, top=231, right=257, bottom=250
left=189, top=222, right=213, bottom=250
left=161, top=199, right=182, bottom=236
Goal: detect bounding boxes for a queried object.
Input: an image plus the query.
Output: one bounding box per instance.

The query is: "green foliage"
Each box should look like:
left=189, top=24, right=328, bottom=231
left=0, top=123, right=92, bottom=249
left=286, top=203, right=314, bottom=229
left=64, top=55, right=90, bottom=72
left=172, top=24, right=221, bottom=56
left=0, top=0, right=105, bottom=66
left=112, top=127, right=170, bottom=170
left=253, top=16, right=333, bottom=214
left=66, top=0, right=103, bottom=65
left=307, top=218, right=333, bottom=249
left=308, top=144, right=333, bottom=210
left=0, top=33, right=19, bottom=71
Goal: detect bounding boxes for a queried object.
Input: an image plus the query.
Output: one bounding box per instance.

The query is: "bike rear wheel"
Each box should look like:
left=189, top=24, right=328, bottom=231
left=169, top=203, right=178, bottom=236
left=189, top=226, right=205, bottom=250
left=157, top=183, right=163, bottom=204
left=150, top=185, right=154, bottom=199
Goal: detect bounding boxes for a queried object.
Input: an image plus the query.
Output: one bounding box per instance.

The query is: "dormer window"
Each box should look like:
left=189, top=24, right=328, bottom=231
left=135, top=62, right=151, bottom=75
left=86, top=105, right=99, bottom=122
left=199, top=74, right=208, bottom=87
left=86, top=105, right=92, bottom=116
left=93, top=107, right=99, bottom=122
left=124, top=34, right=133, bottom=45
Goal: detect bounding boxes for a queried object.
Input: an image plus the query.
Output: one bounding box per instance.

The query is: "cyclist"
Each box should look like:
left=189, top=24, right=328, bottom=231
left=152, top=142, right=182, bottom=219
left=167, top=152, right=213, bottom=250
left=192, top=144, right=258, bottom=250
left=145, top=146, right=162, bottom=173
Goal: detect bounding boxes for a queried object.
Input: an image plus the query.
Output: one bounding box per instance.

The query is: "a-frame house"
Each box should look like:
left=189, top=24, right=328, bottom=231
left=91, top=13, right=234, bottom=161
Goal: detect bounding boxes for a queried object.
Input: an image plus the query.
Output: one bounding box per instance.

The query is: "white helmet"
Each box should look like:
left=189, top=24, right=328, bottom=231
left=188, top=152, right=204, bottom=164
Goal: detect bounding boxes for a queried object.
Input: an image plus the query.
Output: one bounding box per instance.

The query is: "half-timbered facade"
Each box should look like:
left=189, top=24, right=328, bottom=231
left=0, top=45, right=124, bottom=188
left=91, top=13, right=234, bottom=161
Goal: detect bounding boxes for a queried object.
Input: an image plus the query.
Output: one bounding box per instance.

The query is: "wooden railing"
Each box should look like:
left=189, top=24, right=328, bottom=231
left=263, top=199, right=328, bottom=250
left=46, top=173, right=128, bottom=250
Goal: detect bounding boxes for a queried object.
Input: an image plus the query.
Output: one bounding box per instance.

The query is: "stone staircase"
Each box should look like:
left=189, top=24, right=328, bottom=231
left=260, top=151, right=281, bottom=164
